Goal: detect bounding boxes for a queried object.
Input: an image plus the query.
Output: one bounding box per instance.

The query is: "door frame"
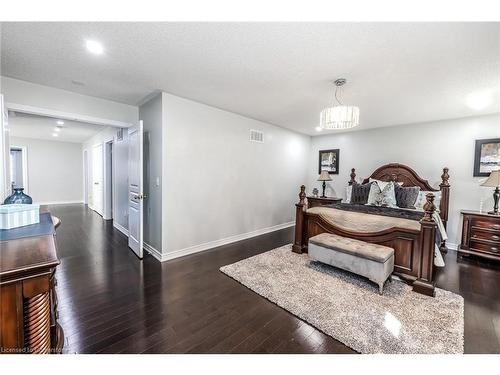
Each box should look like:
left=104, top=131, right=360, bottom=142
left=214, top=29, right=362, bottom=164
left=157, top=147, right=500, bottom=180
left=9, top=145, right=29, bottom=193
left=103, top=140, right=115, bottom=221
left=83, top=149, right=89, bottom=205
left=91, top=142, right=104, bottom=216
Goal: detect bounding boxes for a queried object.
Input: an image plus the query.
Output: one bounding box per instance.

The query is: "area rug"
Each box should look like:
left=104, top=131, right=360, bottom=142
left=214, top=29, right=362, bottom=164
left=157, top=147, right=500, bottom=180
left=220, top=244, right=464, bottom=354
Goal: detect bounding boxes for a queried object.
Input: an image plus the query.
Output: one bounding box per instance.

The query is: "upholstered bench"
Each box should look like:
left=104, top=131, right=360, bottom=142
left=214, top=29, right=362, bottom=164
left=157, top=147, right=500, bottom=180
left=308, top=233, right=394, bottom=294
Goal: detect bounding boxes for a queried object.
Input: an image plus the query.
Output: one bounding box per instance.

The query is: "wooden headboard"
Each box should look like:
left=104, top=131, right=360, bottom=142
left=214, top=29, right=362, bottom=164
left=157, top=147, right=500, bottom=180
left=348, top=163, right=450, bottom=224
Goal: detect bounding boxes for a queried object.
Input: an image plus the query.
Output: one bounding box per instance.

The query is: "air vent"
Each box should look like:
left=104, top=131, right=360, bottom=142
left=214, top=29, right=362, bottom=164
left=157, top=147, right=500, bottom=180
left=250, top=129, right=264, bottom=143
left=117, top=128, right=124, bottom=141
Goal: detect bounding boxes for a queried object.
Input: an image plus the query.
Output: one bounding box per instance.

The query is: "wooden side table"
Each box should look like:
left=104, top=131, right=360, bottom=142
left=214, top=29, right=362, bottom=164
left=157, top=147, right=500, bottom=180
left=459, top=210, right=500, bottom=262
left=307, top=196, right=342, bottom=208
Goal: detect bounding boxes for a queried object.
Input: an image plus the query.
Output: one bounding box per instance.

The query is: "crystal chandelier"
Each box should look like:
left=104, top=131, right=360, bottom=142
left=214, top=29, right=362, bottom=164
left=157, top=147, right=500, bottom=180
left=320, top=78, right=360, bottom=130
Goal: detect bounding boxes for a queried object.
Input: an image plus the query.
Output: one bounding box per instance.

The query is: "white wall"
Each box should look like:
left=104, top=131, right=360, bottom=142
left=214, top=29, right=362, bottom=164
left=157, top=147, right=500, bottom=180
left=10, top=136, right=83, bottom=204
left=139, top=94, right=164, bottom=252
left=308, top=114, right=500, bottom=248
left=161, top=93, right=311, bottom=258
left=82, top=127, right=129, bottom=231
left=1, top=76, right=138, bottom=125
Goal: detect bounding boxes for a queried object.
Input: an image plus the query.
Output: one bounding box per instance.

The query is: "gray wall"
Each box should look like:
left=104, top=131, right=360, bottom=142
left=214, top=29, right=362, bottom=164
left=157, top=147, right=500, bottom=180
left=308, top=113, right=500, bottom=248
left=139, top=94, right=163, bottom=251
left=162, top=93, right=311, bottom=256
left=10, top=136, right=83, bottom=203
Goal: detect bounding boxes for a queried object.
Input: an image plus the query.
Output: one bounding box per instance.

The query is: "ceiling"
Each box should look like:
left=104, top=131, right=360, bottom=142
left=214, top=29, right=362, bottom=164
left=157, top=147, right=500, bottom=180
left=1, top=22, right=499, bottom=135
left=8, top=112, right=105, bottom=143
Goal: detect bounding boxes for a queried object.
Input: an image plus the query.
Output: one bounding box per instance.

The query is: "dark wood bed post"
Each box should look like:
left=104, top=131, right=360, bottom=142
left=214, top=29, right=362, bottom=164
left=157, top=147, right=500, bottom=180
left=292, top=185, right=307, bottom=254
left=439, top=167, right=450, bottom=253
left=349, top=168, right=356, bottom=185
left=413, top=193, right=437, bottom=297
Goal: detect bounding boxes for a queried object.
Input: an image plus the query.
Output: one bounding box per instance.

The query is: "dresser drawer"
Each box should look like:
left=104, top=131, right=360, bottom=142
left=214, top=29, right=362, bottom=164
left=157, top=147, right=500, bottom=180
left=471, top=218, right=500, bottom=231
left=470, top=240, right=500, bottom=255
left=470, top=228, right=500, bottom=243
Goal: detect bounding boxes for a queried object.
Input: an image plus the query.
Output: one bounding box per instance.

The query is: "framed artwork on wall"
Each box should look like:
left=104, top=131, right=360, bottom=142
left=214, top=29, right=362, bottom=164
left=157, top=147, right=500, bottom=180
left=318, top=149, right=339, bottom=175
left=474, top=138, right=500, bottom=177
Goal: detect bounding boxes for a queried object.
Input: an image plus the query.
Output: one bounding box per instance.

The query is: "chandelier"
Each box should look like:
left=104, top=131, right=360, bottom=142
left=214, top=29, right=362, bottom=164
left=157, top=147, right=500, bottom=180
left=320, top=78, right=360, bottom=130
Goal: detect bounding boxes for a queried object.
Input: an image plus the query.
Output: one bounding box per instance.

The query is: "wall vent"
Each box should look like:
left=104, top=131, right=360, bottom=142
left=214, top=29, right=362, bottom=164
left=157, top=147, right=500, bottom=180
left=249, top=129, right=264, bottom=143
left=117, top=128, right=124, bottom=141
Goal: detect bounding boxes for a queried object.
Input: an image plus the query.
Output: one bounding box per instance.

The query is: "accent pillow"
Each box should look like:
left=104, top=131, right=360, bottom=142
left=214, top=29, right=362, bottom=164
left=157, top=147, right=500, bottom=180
left=345, top=185, right=353, bottom=203
left=366, top=181, right=398, bottom=208
left=394, top=185, right=420, bottom=209
left=350, top=182, right=373, bottom=205
left=415, top=190, right=442, bottom=212
left=369, top=178, right=403, bottom=191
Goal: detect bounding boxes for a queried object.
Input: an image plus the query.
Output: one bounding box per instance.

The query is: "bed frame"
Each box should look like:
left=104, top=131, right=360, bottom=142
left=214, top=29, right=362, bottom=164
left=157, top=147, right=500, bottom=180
left=292, top=163, right=450, bottom=296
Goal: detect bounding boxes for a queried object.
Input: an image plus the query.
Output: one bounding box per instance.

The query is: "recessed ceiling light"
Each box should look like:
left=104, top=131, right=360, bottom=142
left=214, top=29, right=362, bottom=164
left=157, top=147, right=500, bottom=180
left=56, top=120, right=64, bottom=125
left=466, top=91, right=493, bottom=110
left=85, top=40, right=104, bottom=55
left=315, top=126, right=323, bottom=132
left=54, top=127, right=61, bottom=132
left=52, top=133, right=59, bottom=137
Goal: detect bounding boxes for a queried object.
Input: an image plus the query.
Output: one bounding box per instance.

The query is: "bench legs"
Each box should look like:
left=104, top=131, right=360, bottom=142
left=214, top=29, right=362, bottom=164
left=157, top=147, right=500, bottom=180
left=375, top=275, right=392, bottom=295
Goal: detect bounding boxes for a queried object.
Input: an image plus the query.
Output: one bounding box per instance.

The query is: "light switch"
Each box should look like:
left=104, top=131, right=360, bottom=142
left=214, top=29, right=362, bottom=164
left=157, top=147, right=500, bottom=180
left=155, top=177, right=160, bottom=187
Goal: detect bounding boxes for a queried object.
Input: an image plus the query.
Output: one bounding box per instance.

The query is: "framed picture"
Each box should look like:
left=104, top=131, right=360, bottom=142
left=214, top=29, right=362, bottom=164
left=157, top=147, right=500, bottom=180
left=474, top=138, right=500, bottom=177
left=318, top=149, right=339, bottom=175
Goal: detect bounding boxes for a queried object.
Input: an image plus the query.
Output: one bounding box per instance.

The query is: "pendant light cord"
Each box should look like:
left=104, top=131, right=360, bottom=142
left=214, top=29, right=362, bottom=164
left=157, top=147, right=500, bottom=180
left=334, top=84, right=343, bottom=105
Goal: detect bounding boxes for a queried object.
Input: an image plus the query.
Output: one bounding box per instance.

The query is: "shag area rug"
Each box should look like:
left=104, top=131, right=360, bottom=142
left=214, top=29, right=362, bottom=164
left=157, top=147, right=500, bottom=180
left=220, top=244, right=464, bottom=354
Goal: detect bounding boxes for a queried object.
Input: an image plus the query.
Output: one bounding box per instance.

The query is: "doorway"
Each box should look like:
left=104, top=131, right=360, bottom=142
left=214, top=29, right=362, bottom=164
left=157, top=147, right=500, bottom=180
left=83, top=149, right=89, bottom=205
left=9, top=146, right=28, bottom=192
left=103, top=140, right=113, bottom=220
left=92, top=143, right=104, bottom=215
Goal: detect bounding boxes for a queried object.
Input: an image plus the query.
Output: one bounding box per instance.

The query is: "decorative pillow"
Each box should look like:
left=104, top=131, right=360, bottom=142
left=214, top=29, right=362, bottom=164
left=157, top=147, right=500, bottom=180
left=394, top=185, right=420, bottom=208
left=366, top=181, right=398, bottom=207
left=415, top=190, right=442, bottom=212
left=366, top=183, right=381, bottom=206
left=345, top=185, right=353, bottom=203
left=369, top=178, right=403, bottom=191
left=350, top=182, right=373, bottom=205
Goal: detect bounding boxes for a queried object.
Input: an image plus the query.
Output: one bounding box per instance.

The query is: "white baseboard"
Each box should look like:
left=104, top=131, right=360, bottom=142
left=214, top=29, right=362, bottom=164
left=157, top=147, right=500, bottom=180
left=38, top=200, right=84, bottom=206
left=113, top=222, right=129, bottom=237
left=147, top=221, right=295, bottom=262
left=444, top=242, right=458, bottom=252
left=144, top=242, right=163, bottom=261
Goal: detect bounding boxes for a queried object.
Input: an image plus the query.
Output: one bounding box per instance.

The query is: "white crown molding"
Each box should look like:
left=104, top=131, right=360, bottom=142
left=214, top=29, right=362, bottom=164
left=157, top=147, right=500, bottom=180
left=145, top=221, right=295, bottom=262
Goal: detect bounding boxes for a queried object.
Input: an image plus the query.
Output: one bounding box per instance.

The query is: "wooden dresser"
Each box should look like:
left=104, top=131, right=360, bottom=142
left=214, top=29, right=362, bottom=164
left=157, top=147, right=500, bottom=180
left=306, top=196, right=342, bottom=208
left=459, top=210, right=500, bottom=261
left=0, top=214, right=63, bottom=354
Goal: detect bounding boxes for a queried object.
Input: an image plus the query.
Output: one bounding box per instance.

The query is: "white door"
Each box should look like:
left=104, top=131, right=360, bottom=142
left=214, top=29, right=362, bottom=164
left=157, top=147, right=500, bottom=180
left=128, top=122, right=144, bottom=258
left=92, top=144, right=104, bottom=215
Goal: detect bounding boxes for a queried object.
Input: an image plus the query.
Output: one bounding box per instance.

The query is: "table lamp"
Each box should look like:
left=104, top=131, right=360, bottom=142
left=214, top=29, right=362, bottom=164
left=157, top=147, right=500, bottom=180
left=481, top=170, right=500, bottom=215
left=318, top=170, right=332, bottom=198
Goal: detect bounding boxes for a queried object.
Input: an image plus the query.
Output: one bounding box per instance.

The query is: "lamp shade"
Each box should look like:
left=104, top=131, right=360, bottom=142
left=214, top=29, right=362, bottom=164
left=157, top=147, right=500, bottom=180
left=318, top=170, right=332, bottom=181
left=320, top=105, right=360, bottom=130
left=481, top=170, right=500, bottom=187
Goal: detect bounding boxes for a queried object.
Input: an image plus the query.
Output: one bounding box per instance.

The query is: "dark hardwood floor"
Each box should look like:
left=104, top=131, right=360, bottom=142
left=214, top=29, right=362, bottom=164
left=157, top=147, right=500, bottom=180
left=49, top=204, right=500, bottom=354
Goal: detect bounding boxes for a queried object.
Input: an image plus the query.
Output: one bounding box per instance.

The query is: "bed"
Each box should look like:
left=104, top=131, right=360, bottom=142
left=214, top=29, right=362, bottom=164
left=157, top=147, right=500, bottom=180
left=292, top=163, right=450, bottom=296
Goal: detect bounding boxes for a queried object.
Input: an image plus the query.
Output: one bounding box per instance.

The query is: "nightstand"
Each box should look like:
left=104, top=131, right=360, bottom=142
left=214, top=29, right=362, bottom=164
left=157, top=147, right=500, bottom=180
left=307, top=196, right=342, bottom=208
left=459, top=210, right=500, bottom=261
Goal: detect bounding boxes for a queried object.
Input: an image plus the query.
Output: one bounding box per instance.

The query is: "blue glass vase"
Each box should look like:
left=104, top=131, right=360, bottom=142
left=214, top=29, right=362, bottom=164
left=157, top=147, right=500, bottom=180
left=3, top=188, right=33, bottom=204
